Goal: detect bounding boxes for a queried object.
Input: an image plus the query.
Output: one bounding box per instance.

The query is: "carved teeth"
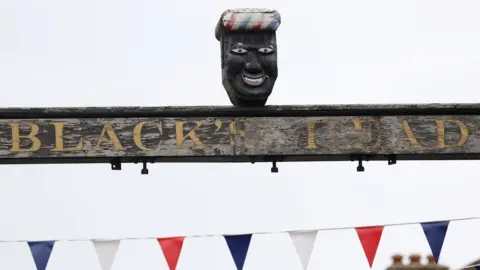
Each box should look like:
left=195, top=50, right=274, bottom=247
left=242, top=75, right=265, bottom=86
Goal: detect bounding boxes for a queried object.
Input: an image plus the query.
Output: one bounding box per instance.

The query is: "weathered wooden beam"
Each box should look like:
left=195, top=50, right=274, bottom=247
left=1, top=104, right=480, bottom=165
left=1, top=103, right=480, bottom=119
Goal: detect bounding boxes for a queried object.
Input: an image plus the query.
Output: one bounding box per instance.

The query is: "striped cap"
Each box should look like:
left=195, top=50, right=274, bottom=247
left=215, top=8, right=281, bottom=40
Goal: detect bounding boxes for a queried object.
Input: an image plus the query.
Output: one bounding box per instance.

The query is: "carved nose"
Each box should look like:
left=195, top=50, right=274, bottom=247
left=244, top=61, right=262, bottom=73
left=244, top=52, right=262, bottom=73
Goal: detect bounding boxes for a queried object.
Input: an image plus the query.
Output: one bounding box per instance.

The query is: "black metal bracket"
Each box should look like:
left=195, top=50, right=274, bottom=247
left=271, top=161, right=279, bottom=173
left=357, top=157, right=365, bottom=172
left=141, top=161, right=149, bottom=175
left=350, top=155, right=369, bottom=172
left=388, top=154, right=397, bottom=165
left=260, top=156, right=283, bottom=173
left=133, top=158, right=156, bottom=175
left=110, top=159, right=122, bottom=170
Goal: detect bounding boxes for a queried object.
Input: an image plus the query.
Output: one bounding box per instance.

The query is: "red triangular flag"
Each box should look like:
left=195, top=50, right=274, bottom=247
left=355, top=226, right=384, bottom=268
left=157, top=237, right=185, bottom=270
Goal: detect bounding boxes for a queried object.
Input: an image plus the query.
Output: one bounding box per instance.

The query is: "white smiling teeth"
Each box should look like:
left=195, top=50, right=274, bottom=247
left=242, top=75, right=265, bottom=86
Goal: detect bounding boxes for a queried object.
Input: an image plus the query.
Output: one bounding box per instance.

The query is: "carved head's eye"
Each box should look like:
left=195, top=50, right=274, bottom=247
left=231, top=48, right=248, bottom=54
left=258, top=48, right=274, bottom=54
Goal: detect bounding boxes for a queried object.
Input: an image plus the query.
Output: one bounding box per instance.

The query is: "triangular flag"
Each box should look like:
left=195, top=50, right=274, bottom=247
left=355, top=226, right=384, bottom=268
left=224, top=234, right=252, bottom=270
left=28, top=241, right=55, bottom=270
left=93, top=240, right=120, bottom=270
left=157, top=237, right=185, bottom=270
left=421, top=221, right=449, bottom=263
left=289, top=231, right=318, bottom=269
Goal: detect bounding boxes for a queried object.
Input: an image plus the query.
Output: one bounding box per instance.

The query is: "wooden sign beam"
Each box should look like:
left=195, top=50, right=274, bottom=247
left=1, top=104, right=480, bottom=167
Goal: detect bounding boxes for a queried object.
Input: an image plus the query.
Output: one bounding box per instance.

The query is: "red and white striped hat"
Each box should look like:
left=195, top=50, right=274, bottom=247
left=215, top=8, right=281, bottom=40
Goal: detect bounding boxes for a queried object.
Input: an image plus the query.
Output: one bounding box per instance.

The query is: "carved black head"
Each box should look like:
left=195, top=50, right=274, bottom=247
left=215, top=9, right=281, bottom=107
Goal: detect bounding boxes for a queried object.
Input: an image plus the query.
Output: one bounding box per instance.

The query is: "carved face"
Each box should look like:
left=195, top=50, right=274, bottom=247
left=221, top=32, right=278, bottom=106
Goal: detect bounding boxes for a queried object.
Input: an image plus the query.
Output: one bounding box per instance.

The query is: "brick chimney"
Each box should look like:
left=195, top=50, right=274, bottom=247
left=386, top=254, right=449, bottom=270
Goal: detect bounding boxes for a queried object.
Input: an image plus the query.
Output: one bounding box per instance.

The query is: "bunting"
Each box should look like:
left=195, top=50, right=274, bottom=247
left=93, top=240, right=120, bottom=270
left=28, top=241, right=55, bottom=270
left=158, top=237, right=185, bottom=270
left=355, top=226, right=384, bottom=268
left=225, top=234, right=252, bottom=270
left=8, top=217, right=479, bottom=270
left=289, top=231, right=317, bottom=269
left=421, top=221, right=450, bottom=263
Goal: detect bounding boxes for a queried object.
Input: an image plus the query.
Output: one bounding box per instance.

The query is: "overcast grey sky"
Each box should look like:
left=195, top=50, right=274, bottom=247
left=1, top=0, right=480, bottom=269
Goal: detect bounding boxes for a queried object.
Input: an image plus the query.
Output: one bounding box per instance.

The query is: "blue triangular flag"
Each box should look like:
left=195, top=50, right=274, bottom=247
left=421, top=221, right=449, bottom=263
left=28, top=241, right=55, bottom=270
left=224, top=234, right=252, bottom=270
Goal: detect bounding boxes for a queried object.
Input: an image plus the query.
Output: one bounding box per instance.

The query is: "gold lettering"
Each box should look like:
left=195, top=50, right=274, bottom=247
left=352, top=119, right=364, bottom=132
left=435, top=119, right=469, bottom=148
left=95, top=124, right=125, bottom=150
left=229, top=120, right=245, bottom=144
left=215, top=119, right=223, bottom=132
left=402, top=120, right=422, bottom=148
left=9, top=122, right=42, bottom=152
left=306, top=120, right=318, bottom=149
left=50, top=122, right=84, bottom=151
left=133, top=121, right=163, bottom=151
left=352, top=119, right=372, bottom=148
left=175, top=121, right=206, bottom=149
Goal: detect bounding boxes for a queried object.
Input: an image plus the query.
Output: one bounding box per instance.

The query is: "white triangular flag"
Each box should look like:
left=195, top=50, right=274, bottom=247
left=289, top=231, right=318, bottom=270
left=93, top=240, right=120, bottom=270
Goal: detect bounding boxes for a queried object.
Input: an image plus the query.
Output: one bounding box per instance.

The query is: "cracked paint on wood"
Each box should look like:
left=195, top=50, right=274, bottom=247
left=2, top=103, right=480, bottom=119
left=0, top=115, right=478, bottom=164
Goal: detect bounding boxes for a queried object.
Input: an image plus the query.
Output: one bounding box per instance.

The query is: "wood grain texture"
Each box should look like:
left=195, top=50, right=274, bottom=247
left=1, top=103, right=480, bottom=119
left=0, top=114, right=479, bottom=164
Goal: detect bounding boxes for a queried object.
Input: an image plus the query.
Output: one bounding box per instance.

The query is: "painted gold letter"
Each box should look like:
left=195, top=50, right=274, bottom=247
left=352, top=119, right=373, bottom=148
left=9, top=122, right=41, bottom=152
left=95, top=124, right=125, bottom=150
left=435, top=119, right=469, bottom=148
left=229, top=120, right=245, bottom=144
left=50, top=122, right=84, bottom=151
left=306, top=120, right=318, bottom=149
left=175, top=121, right=206, bottom=149
left=402, top=120, right=422, bottom=148
left=352, top=119, right=364, bottom=133
left=133, top=121, right=163, bottom=151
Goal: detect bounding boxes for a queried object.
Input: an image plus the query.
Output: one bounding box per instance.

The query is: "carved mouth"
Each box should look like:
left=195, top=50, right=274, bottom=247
left=242, top=71, right=265, bottom=86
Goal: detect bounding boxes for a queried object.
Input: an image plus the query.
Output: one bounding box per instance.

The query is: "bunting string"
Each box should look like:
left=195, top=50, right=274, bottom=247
left=10, top=216, right=480, bottom=270
left=6, top=216, right=479, bottom=243
left=452, top=263, right=480, bottom=270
